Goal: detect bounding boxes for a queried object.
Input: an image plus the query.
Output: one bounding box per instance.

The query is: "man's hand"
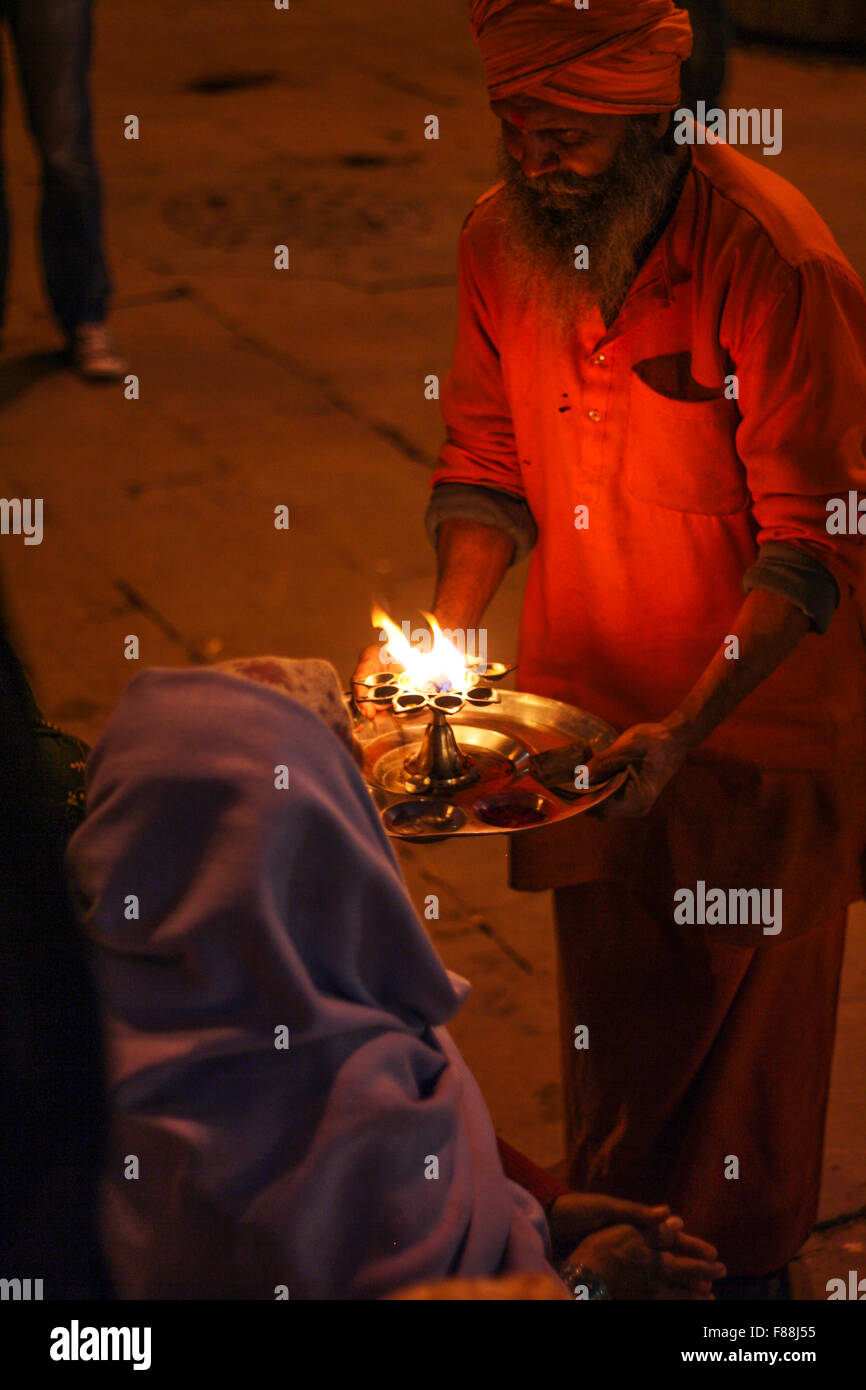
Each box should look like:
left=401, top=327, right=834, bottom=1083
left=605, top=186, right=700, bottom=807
left=644, top=1214, right=721, bottom=1267
left=585, top=589, right=814, bottom=820
left=570, top=1223, right=725, bottom=1300
left=351, top=641, right=399, bottom=720
left=586, top=720, right=691, bottom=819
left=549, top=1193, right=670, bottom=1260
left=549, top=1193, right=718, bottom=1266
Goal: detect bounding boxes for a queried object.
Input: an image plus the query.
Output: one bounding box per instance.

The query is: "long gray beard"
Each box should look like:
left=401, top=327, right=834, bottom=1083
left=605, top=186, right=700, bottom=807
left=496, top=121, right=685, bottom=338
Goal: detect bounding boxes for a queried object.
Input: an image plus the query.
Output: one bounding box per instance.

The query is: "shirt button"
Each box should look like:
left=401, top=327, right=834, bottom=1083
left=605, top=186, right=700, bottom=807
left=587, top=408, right=601, bottom=422
left=591, top=353, right=606, bottom=366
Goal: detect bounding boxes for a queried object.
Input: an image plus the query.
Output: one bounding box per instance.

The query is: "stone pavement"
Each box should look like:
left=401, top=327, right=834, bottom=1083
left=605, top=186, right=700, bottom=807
left=1, top=0, right=863, bottom=1297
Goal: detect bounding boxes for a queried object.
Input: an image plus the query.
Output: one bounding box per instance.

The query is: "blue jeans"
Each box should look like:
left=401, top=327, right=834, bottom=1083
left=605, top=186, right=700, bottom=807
left=0, top=0, right=111, bottom=337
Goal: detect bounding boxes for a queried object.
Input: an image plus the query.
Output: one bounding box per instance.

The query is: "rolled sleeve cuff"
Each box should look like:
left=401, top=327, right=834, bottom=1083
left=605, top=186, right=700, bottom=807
left=742, top=541, right=840, bottom=634
left=425, top=483, right=538, bottom=565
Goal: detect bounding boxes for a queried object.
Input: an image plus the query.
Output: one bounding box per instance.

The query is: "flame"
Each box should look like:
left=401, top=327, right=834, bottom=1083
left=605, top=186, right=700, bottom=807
left=372, top=605, right=469, bottom=693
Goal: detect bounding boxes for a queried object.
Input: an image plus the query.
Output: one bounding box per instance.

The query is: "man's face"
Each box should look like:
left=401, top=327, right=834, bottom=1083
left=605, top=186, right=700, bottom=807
left=492, top=99, right=629, bottom=183
left=493, top=98, right=682, bottom=332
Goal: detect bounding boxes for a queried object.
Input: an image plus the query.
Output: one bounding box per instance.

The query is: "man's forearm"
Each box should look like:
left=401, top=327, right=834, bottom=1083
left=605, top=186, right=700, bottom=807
left=432, top=518, right=514, bottom=630
left=663, top=588, right=812, bottom=752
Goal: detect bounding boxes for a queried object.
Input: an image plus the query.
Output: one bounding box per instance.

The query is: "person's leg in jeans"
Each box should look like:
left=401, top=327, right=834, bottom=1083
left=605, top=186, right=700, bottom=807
left=5, top=0, right=124, bottom=375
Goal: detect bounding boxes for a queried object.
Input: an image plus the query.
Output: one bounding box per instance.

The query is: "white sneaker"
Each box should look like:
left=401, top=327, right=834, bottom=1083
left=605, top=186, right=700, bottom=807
left=70, top=322, right=128, bottom=381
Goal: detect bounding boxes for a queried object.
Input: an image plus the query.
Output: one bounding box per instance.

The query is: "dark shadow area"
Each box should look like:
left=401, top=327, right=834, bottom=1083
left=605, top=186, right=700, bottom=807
left=0, top=579, right=111, bottom=1297
left=184, top=70, right=281, bottom=95
left=0, top=349, right=66, bottom=409
left=733, top=30, right=866, bottom=65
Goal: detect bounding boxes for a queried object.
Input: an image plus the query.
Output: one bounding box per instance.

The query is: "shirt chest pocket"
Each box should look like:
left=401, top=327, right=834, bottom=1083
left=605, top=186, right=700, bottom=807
left=623, top=369, right=748, bottom=516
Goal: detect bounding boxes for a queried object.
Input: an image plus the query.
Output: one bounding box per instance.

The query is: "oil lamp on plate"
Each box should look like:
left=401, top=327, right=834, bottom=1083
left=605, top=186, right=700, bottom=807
left=349, top=609, right=627, bottom=841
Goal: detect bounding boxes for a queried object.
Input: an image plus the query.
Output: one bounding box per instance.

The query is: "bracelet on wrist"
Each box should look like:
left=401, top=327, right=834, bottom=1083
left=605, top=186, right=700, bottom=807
left=556, top=1258, right=611, bottom=1301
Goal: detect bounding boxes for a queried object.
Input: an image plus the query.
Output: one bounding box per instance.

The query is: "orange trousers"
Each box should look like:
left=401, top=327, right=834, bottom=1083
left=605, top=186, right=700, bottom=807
left=553, top=882, right=847, bottom=1276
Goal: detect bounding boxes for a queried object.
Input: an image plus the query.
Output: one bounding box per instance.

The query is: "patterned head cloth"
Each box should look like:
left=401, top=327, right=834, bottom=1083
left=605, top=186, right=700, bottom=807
left=217, top=656, right=357, bottom=757
left=469, top=0, right=693, bottom=114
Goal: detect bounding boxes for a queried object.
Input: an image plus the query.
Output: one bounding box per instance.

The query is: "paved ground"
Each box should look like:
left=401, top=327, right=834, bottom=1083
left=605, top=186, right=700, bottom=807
left=1, top=1, right=864, bottom=1297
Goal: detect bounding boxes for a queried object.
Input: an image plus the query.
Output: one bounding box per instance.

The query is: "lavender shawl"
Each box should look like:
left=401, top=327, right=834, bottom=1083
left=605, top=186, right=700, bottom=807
left=68, top=667, right=551, bottom=1299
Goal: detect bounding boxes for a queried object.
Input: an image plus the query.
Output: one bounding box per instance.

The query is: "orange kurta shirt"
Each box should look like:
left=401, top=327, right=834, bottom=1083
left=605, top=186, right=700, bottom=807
left=432, top=141, right=866, bottom=943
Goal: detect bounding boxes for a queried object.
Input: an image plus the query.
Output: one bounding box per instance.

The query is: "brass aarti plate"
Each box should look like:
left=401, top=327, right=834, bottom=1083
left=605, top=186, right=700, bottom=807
left=351, top=689, right=627, bottom=840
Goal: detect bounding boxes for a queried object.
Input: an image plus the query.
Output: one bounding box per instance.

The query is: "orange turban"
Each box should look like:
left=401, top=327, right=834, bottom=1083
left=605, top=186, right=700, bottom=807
left=469, top=0, right=693, bottom=115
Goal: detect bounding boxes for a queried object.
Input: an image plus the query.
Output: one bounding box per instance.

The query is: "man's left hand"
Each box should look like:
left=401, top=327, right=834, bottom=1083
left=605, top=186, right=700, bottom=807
left=587, top=720, right=691, bottom=819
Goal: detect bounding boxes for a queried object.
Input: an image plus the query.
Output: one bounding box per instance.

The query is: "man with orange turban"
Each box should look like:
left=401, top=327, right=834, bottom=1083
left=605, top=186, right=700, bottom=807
left=357, top=0, right=866, bottom=1298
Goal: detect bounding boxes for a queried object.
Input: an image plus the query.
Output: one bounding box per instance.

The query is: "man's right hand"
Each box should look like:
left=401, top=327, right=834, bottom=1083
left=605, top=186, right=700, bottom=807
left=569, top=1223, right=725, bottom=1300
left=351, top=641, right=399, bottom=720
